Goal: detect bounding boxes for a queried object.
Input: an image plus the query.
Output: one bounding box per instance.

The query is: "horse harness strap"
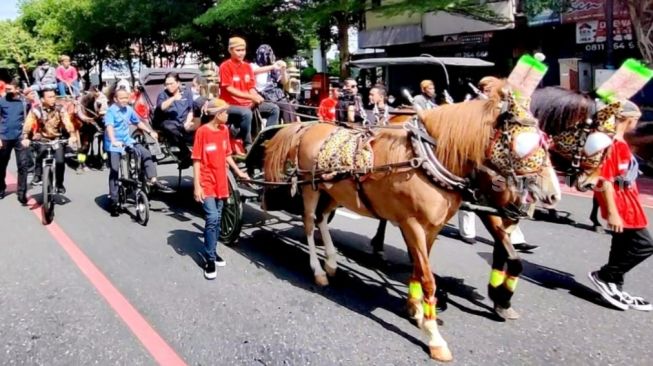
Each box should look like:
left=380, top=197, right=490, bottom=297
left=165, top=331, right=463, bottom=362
left=404, top=118, right=469, bottom=191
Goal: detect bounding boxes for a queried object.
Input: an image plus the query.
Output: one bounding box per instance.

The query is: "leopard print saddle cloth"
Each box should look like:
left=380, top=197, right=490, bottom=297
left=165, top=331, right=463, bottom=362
left=316, top=128, right=374, bottom=173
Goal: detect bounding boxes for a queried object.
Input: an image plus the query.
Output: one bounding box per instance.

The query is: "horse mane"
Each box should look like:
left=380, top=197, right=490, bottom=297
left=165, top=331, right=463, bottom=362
left=530, top=86, right=594, bottom=136
left=411, top=88, right=503, bottom=177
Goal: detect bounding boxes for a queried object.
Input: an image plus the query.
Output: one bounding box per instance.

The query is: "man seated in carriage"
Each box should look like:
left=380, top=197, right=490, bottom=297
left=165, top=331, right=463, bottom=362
left=219, top=36, right=280, bottom=153
left=336, top=78, right=367, bottom=124
left=155, top=72, right=197, bottom=169
left=105, top=89, right=174, bottom=216
left=365, top=84, right=394, bottom=126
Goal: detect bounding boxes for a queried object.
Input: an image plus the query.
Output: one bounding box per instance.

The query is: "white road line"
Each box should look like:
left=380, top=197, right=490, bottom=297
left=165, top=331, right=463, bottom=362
left=335, top=210, right=362, bottom=220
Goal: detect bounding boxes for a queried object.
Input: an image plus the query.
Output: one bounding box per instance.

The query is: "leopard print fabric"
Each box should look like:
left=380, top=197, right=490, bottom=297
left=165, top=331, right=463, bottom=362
left=551, top=101, right=621, bottom=169
left=488, top=124, right=547, bottom=176
left=316, top=128, right=374, bottom=173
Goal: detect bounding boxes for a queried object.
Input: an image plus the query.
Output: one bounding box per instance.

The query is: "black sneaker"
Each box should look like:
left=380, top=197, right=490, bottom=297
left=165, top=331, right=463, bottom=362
left=17, top=194, right=27, bottom=206
left=587, top=271, right=629, bottom=310
left=151, top=180, right=175, bottom=194
left=56, top=186, right=66, bottom=194
left=513, top=243, right=539, bottom=252
left=622, top=292, right=653, bottom=312
left=0, top=189, right=5, bottom=199
left=204, top=260, right=217, bottom=280
left=110, top=203, right=120, bottom=217
left=215, top=254, right=226, bottom=267
left=31, top=176, right=42, bottom=186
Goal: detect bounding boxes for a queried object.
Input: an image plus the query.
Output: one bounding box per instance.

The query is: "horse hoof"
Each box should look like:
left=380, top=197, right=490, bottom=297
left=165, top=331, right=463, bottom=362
left=315, top=274, right=329, bottom=287
left=429, top=345, right=453, bottom=362
left=325, top=264, right=337, bottom=277
left=494, top=305, right=520, bottom=320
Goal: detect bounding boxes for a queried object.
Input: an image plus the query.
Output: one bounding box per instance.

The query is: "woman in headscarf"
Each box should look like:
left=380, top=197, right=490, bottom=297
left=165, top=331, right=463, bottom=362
left=252, top=44, right=297, bottom=123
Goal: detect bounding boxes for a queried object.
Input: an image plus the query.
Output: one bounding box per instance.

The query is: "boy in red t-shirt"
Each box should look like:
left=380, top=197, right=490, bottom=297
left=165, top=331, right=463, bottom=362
left=219, top=36, right=280, bottom=150
left=192, top=99, right=249, bottom=280
left=318, top=83, right=340, bottom=123
left=588, top=100, right=653, bottom=311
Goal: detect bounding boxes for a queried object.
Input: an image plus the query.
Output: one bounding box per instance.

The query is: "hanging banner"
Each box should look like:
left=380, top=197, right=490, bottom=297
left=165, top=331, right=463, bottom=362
left=562, top=0, right=630, bottom=24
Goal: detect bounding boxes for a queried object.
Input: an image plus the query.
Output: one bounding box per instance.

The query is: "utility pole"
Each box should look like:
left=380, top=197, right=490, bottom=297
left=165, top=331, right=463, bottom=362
left=605, top=0, right=614, bottom=69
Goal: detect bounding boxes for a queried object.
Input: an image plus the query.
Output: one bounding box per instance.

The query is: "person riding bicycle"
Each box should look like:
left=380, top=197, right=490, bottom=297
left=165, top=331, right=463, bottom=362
left=106, top=89, right=174, bottom=216
left=219, top=36, right=280, bottom=152
left=21, top=89, right=77, bottom=194
left=155, top=72, right=197, bottom=169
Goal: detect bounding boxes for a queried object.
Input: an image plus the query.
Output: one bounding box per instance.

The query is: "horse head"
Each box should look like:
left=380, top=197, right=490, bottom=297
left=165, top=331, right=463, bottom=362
left=480, top=86, right=560, bottom=209
left=531, top=87, right=620, bottom=192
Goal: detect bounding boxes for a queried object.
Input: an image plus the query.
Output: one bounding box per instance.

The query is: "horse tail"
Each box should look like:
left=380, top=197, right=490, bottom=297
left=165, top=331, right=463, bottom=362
left=264, top=122, right=306, bottom=182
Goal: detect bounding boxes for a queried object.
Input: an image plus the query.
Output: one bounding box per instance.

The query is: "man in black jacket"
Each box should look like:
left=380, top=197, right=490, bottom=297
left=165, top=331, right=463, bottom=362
left=0, top=79, right=30, bottom=204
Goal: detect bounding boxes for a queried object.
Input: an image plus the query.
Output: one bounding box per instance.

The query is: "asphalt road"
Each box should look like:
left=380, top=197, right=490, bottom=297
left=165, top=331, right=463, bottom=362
left=1, top=159, right=652, bottom=366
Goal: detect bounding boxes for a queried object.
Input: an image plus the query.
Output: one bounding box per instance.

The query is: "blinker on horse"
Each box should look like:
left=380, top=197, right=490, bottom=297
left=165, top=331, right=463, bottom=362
left=263, top=82, right=554, bottom=362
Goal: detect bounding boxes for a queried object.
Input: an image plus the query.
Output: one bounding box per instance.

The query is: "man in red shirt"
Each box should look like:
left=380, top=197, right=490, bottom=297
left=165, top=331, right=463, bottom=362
left=192, top=98, right=249, bottom=280
left=318, top=83, right=340, bottom=123
left=219, top=36, right=279, bottom=150
left=588, top=100, right=653, bottom=311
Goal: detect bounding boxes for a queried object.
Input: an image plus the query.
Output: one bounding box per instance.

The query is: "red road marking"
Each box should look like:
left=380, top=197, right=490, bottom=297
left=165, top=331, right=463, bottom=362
left=5, top=174, right=187, bottom=366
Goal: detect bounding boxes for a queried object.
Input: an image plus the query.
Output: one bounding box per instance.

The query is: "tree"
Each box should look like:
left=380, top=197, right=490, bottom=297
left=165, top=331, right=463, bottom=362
left=627, top=0, right=653, bottom=66
left=0, top=20, right=58, bottom=72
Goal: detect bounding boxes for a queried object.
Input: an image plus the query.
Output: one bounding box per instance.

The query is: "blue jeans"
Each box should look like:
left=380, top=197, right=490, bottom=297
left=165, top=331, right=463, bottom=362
left=202, top=197, right=224, bottom=261
left=57, top=80, right=80, bottom=97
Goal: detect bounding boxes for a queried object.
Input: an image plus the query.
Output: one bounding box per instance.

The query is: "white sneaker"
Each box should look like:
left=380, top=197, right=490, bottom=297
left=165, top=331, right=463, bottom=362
left=622, top=292, right=653, bottom=311
left=215, top=254, right=226, bottom=267
left=588, top=271, right=629, bottom=310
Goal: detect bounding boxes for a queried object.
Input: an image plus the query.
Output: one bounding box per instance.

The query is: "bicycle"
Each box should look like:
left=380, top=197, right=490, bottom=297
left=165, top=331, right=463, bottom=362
left=117, top=144, right=150, bottom=226
left=32, top=139, right=68, bottom=225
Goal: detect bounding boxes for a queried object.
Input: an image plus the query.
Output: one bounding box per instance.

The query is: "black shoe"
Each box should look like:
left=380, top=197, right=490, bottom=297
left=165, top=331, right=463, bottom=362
left=587, top=271, right=629, bottom=310
left=513, top=243, right=539, bottom=252
left=460, top=236, right=476, bottom=245
left=31, top=176, right=42, bottom=186
left=0, top=189, right=5, bottom=199
left=215, top=254, right=227, bottom=267
left=204, top=260, right=217, bottom=280
left=56, top=186, right=66, bottom=195
left=110, top=203, right=120, bottom=217
left=151, top=180, right=175, bottom=194
left=17, top=194, right=27, bottom=206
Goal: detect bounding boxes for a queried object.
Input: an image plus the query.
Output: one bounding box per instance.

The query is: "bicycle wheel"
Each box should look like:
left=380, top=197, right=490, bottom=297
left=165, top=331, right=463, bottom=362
left=41, top=166, right=55, bottom=225
left=135, top=189, right=150, bottom=226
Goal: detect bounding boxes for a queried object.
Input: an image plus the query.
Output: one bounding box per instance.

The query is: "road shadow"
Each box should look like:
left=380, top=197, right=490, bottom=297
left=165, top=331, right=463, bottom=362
left=477, top=252, right=614, bottom=310
left=167, top=225, right=207, bottom=268
left=233, top=227, right=428, bottom=352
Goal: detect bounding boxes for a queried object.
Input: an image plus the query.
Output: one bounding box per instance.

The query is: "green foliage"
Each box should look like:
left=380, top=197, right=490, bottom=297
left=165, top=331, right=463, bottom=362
left=0, top=20, right=58, bottom=69
left=327, top=59, right=340, bottom=77
left=521, top=0, right=571, bottom=17
left=300, top=66, right=317, bottom=82
left=377, top=0, right=508, bottom=24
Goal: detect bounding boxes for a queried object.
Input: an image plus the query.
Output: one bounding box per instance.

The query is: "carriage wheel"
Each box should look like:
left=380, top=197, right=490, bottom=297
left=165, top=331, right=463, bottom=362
left=220, top=171, right=243, bottom=246
left=135, top=190, right=150, bottom=226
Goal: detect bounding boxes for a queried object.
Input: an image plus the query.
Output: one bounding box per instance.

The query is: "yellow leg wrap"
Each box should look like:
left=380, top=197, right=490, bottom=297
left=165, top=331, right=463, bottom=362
left=489, top=269, right=506, bottom=288
left=77, top=153, right=87, bottom=163
left=422, top=297, right=437, bottom=320
left=408, top=280, right=423, bottom=300
left=504, top=276, right=519, bottom=292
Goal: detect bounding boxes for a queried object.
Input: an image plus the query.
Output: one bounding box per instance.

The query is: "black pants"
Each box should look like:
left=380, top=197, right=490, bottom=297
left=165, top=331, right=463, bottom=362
left=0, top=139, right=30, bottom=196
left=108, top=145, right=157, bottom=204
left=34, top=144, right=66, bottom=187
left=160, top=120, right=192, bottom=161
left=598, top=228, right=653, bottom=286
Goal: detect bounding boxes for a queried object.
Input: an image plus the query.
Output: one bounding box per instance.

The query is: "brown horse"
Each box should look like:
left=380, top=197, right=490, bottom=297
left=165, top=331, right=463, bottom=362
left=263, top=86, right=558, bottom=361
left=371, top=86, right=622, bottom=320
